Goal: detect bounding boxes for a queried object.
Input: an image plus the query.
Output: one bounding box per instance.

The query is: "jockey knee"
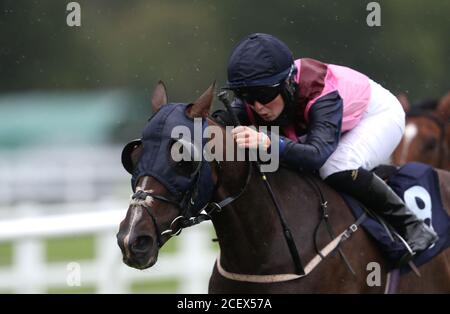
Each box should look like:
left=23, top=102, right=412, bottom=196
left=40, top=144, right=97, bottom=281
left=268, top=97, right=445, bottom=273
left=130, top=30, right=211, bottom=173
left=324, top=168, right=373, bottom=195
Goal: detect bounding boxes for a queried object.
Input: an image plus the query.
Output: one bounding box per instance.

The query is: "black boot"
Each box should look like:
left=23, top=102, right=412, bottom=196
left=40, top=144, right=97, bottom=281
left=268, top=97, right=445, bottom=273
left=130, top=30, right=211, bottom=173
left=326, top=168, right=439, bottom=255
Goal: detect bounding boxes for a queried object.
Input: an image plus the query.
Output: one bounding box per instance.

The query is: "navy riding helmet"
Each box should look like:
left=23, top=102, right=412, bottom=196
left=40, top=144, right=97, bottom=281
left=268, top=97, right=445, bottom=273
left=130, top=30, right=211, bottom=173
left=226, top=33, right=295, bottom=89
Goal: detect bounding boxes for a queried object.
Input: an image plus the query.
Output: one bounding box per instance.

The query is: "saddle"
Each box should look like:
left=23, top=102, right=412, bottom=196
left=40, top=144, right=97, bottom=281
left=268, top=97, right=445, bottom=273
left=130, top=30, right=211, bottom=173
left=211, top=109, right=450, bottom=273
left=343, top=162, right=450, bottom=273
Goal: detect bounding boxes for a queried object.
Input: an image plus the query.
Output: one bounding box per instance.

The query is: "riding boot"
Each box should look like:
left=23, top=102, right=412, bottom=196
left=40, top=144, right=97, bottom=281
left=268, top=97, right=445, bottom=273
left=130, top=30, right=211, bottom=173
left=325, top=168, right=439, bottom=258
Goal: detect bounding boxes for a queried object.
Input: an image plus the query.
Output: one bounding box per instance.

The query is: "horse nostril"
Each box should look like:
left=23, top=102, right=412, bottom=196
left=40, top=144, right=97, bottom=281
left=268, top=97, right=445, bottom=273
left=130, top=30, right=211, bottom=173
left=131, top=235, right=153, bottom=254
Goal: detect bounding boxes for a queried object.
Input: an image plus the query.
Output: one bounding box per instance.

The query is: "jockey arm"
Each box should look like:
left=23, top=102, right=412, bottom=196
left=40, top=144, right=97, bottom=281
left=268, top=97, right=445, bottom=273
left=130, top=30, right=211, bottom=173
left=227, top=92, right=343, bottom=172
left=278, top=91, right=343, bottom=171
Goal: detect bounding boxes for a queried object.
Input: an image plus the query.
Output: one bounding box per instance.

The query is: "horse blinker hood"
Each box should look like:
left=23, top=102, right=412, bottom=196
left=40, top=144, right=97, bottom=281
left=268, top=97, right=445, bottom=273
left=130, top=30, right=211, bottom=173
left=123, top=103, right=214, bottom=214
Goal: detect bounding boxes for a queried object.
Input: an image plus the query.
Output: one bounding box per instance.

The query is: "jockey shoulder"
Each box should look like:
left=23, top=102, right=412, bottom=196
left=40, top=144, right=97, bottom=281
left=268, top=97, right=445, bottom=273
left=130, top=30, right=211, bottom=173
left=226, top=33, right=371, bottom=172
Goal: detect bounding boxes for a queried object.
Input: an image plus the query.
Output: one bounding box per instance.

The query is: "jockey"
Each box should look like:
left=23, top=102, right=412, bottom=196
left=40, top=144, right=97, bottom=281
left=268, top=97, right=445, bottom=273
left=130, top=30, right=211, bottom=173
left=225, top=33, right=438, bottom=260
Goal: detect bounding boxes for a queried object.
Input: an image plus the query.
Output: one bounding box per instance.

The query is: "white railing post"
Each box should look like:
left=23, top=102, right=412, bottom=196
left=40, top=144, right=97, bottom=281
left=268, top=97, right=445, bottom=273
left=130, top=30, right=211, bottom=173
left=0, top=202, right=218, bottom=293
left=12, top=205, right=45, bottom=294
left=179, top=223, right=215, bottom=294
left=13, top=238, right=45, bottom=293
left=96, top=231, right=125, bottom=293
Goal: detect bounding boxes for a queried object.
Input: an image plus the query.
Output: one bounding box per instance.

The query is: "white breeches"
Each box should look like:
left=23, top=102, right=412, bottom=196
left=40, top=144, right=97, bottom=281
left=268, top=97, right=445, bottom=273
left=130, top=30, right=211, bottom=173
left=319, top=79, right=405, bottom=179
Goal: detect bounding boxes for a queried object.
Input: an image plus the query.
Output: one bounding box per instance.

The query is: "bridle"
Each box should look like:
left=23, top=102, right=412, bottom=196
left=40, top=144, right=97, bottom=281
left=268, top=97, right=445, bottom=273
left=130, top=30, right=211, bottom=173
left=126, top=91, right=354, bottom=277
left=129, top=153, right=253, bottom=248
left=406, top=110, right=449, bottom=168
left=128, top=93, right=321, bottom=277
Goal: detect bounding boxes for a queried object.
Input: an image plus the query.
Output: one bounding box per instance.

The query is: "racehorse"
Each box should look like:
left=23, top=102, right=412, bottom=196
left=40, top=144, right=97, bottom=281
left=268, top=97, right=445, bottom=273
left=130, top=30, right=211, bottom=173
left=392, top=92, right=450, bottom=170
left=117, top=82, right=450, bottom=293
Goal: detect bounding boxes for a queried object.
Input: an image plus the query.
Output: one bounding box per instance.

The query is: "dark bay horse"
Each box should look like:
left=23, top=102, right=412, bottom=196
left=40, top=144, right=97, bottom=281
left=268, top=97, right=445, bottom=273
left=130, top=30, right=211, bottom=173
left=117, top=83, right=450, bottom=293
left=392, top=92, right=450, bottom=170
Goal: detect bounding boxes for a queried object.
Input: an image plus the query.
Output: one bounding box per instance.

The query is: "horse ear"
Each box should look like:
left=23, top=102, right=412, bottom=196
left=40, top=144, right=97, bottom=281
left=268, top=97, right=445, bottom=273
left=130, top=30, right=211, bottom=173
left=151, top=81, right=168, bottom=113
left=436, top=91, right=450, bottom=121
left=186, top=82, right=216, bottom=119
left=396, top=93, right=410, bottom=113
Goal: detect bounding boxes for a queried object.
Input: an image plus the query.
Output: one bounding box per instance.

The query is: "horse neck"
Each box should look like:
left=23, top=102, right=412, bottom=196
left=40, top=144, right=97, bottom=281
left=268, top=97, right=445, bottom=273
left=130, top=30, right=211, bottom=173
left=204, top=117, right=324, bottom=274
left=209, top=161, right=322, bottom=275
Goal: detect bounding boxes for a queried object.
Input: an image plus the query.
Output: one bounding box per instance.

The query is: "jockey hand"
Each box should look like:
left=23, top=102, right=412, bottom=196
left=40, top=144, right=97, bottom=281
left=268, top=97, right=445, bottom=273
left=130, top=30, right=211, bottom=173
left=231, top=126, right=271, bottom=150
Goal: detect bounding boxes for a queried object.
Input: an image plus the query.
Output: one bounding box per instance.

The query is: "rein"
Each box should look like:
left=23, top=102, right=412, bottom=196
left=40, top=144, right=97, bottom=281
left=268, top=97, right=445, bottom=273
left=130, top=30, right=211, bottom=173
left=128, top=91, right=362, bottom=280
left=218, top=91, right=306, bottom=276
left=130, top=154, right=253, bottom=248
left=216, top=213, right=366, bottom=283
left=214, top=91, right=359, bottom=281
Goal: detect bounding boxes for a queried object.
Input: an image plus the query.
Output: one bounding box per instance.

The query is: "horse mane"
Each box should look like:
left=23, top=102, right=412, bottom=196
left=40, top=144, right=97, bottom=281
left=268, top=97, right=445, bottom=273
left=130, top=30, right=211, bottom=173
left=210, top=109, right=235, bottom=127
left=408, top=99, right=438, bottom=116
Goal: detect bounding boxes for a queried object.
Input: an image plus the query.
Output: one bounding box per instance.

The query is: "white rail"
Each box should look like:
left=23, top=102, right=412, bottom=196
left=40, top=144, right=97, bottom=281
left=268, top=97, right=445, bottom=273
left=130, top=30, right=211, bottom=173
left=0, top=200, right=217, bottom=293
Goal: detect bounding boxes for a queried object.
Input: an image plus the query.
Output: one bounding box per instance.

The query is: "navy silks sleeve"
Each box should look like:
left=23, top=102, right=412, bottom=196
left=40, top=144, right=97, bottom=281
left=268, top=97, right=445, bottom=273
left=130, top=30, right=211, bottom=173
left=278, top=91, right=343, bottom=171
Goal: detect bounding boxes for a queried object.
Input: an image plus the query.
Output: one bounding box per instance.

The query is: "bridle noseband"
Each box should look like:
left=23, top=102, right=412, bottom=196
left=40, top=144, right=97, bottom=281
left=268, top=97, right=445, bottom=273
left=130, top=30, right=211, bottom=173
left=130, top=189, right=182, bottom=248
left=126, top=94, right=354, bottom=278
left=129, top=156, right=253, bottom=248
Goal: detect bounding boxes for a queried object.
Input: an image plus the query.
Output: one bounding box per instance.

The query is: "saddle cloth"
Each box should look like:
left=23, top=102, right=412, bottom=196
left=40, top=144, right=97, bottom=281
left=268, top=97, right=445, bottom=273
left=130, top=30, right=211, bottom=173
left=341, top=162, right=450, bottom=272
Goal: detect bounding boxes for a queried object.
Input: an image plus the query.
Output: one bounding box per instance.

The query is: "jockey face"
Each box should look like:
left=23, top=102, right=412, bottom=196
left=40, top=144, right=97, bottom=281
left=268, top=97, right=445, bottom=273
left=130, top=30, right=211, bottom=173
left=248, top=94, right=285, bottom=122
left=234, top=85, right=286, bottom=122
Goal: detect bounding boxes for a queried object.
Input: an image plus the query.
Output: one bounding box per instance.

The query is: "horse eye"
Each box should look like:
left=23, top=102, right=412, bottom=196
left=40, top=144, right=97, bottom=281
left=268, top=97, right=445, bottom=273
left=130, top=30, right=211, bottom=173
left=168, top=140, right=200, bottom=176
left=174, top=160, right=199, bottom=176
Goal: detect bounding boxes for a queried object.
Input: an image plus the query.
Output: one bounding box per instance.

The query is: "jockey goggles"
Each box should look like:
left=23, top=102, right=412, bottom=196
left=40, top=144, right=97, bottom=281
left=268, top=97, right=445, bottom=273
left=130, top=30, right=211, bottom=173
left=233, top=83, right=282, bottom=105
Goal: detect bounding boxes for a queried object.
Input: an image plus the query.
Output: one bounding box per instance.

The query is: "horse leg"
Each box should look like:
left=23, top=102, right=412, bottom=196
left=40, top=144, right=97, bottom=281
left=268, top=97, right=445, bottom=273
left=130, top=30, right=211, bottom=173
left=396, top=169, right=450, bottom=293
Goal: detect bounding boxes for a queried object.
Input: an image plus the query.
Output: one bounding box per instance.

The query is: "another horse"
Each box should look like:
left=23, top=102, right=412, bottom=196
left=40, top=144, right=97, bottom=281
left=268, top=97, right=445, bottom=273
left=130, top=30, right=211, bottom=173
left=117, top=83, right=450, bottom=293
left=392, top=92, right=450, bottom=170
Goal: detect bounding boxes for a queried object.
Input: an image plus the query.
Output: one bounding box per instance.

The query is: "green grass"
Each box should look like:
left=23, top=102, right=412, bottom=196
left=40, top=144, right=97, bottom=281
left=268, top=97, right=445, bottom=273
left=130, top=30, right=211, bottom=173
left=131, top=278, right=180, bottom=293
left=1, top=232, right=189, bottom=267
left=47, top=285, right=97, bottom=294
left=160, top=235, right=178, bottom=254
left=209, top=226, right=219, bottom=251
left=0, top=242, right=13, bottom=266
left=45, top=235, right=95, bottom=262
left=0, top=228, right=218, bottom=293
left=46, top=279, right=181, bottom=294
left=0, top=289, right=13, bottom=294
left=1, top=225, right=217, bottom=266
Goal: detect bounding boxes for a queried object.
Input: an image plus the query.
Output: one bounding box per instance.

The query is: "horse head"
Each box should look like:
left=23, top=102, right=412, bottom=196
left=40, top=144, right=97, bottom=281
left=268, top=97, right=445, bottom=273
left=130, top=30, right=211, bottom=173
left=115, top=87, right=450, bottom=293
left=116, top=81, right=218, bottom=269
left=392, top=92, right=449, bottom=169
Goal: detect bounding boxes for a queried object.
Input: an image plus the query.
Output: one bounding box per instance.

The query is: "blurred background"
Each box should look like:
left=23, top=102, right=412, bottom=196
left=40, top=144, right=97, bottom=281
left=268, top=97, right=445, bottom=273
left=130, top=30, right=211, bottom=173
left=0, top=0, right=448, bottom=293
